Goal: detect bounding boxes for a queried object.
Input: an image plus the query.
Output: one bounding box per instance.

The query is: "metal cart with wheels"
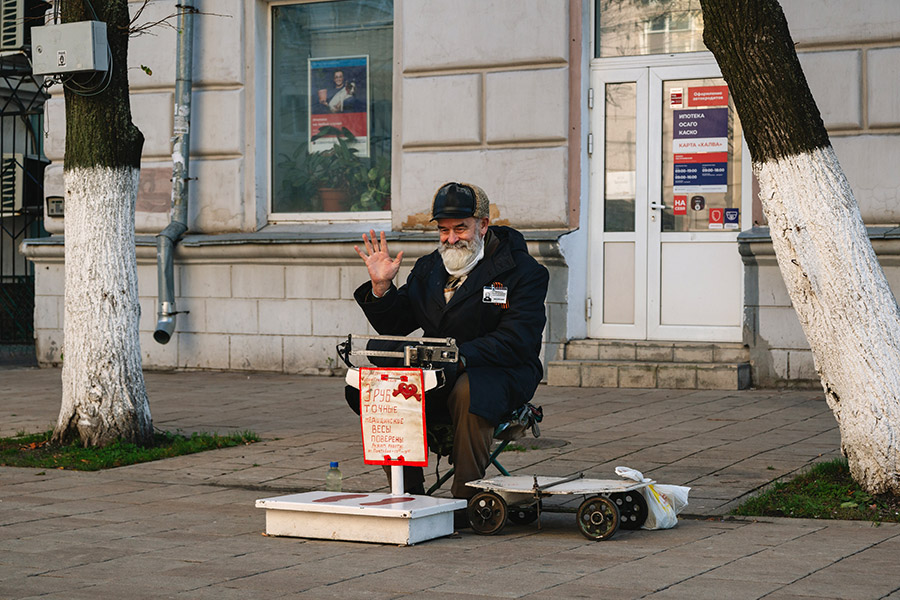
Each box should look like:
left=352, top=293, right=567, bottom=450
left=465, top=474, right=653, bottom=540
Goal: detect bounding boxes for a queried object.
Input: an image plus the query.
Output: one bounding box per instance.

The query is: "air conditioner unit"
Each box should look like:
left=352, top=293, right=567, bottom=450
left=1, top=153, right=47, bottom=215
left=0, top=0, right=51, bottom=52
left=0, top=0, right=24, bottom=51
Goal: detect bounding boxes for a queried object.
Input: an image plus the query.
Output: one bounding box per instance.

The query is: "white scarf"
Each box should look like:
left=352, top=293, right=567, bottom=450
left=443, top=242, right=484, bottom=278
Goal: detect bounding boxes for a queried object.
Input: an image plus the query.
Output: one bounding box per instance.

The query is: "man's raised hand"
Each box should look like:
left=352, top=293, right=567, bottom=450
left=354, top=230, right=403, bottom=297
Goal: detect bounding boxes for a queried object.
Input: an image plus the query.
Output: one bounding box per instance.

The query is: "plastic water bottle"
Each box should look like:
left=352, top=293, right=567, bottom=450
left=325, top=461, right=342, bottom=492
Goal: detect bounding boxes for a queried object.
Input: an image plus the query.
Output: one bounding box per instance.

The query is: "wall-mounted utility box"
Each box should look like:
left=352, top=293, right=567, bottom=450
left=31, top=21, right=108, bottom=76
left=45, top=195, right=64, bottom=218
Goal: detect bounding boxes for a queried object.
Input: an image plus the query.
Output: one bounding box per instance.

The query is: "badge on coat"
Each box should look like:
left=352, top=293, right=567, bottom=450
left=483, top=283, right=508, bottom=308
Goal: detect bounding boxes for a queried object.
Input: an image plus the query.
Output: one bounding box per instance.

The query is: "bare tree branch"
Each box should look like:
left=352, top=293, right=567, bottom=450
left=127, top=0, right=231, bottom=37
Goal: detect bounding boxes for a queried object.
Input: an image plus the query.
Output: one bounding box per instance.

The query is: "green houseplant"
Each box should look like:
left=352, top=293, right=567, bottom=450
left=276, top=145, right=322, bottom=212
left=279, top=126, right=390, bottom=213
left=351, top=156, right=391, bottom=212
left=309, top=126, right=366, bottom=211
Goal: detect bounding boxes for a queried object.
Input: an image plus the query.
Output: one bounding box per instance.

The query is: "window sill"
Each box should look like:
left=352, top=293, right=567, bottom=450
left=267, top=210, right=391, bottom=229
left=263, top=217, right=391, bottom=235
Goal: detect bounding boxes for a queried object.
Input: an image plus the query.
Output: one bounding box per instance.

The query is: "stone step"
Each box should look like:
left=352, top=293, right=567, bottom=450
left=547, top=359, right=751, bottom=390
left=563, top=339, right=750, bottom=364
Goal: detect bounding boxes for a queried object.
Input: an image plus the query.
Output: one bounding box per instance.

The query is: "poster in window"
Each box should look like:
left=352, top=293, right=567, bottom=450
left=308, top=56, right=370, bottom=157
left=672, top=108, right=728, bottom=193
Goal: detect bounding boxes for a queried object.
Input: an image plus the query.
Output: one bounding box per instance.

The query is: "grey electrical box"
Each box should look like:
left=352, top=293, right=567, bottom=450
left=31, top=21, right=108, bottom=76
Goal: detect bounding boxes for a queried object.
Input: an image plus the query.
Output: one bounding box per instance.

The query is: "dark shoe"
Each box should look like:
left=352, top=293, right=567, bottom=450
left=406, top=483, right=425, bottom=495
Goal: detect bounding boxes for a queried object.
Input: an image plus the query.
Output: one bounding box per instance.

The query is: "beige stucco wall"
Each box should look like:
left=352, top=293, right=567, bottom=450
left=394, top=0, right=573, bottom=230
left=43, top=0, right=253, bottom=236
left=795, top=47, right=900, bottom=225
left=29, top=0, right=577, bottom=374
left=43, top=0, right=576, bottom=235
left=782, top=0, right=900, bottom=48
left=32, top=1, right=900, bottom=386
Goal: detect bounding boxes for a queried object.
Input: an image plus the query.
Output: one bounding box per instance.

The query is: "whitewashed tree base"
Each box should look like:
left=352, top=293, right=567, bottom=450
left=57, top=166, right=151, bottom=445
left=758, top=146, right=900, bottom=494
left=256, top=491, right=466, bottom=545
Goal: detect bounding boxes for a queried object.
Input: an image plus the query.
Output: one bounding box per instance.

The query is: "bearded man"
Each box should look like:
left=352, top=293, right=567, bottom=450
left=352, top=182, right=549, bottom=500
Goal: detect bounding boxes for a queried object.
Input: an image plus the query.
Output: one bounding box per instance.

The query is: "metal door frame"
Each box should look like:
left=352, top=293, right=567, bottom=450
left=588, top=53, right=751, bottom=342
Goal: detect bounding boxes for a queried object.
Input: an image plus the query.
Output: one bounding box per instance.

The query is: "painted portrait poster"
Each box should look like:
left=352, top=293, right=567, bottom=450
left=308, top=55, right=370, bottom=157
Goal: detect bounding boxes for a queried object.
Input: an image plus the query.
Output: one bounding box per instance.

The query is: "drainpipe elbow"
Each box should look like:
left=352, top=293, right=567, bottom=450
left=158, top=221, right=188, bottom=244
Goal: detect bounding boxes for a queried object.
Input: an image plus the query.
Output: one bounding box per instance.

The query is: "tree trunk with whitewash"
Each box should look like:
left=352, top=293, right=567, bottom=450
left=702, top=0, right=900, bottom=494
left=53, top=0, right=151, bottom=446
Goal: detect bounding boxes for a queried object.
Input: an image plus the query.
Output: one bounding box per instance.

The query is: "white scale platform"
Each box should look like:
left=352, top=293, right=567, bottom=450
left=257, top=347, right=466, bottom=545
left=256, top=491, right=466, bottom=546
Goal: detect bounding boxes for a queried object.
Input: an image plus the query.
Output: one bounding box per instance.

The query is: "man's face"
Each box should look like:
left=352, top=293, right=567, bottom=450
left=436, top=217, right=488, bottom=247
left=333, top=71, right=344, bottom=88
left=437, top=217, right=489, bottom=271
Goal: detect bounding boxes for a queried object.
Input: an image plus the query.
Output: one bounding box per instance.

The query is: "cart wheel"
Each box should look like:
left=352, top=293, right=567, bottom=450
left=576, top=495, right=620, bottom=541
left=609, top=490, right=648, bottom=530
left=508, top=504, right=539, bottom=525
left=467, top=491, right=508, bottom=535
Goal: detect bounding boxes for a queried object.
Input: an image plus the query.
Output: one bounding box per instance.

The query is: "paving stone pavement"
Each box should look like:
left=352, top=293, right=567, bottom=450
left=3, top=366, right=900, bottom=599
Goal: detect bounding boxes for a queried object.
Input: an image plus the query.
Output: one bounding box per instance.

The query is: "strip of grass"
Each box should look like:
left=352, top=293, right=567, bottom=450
left=731, top=457, right=900, bottom=523
left=0, top=430, right=259, bottom=471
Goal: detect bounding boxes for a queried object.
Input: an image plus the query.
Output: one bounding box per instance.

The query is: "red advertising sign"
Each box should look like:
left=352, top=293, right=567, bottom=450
left=674, top=152, right=728, bottom=164
left=709, top=207, right=724, bottom=229
left=688, top=85, right=729, bottom=107
left=673, top=195, right=687, bottom=215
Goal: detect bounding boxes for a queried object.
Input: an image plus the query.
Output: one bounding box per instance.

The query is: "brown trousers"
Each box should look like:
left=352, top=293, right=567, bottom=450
left=385, top=373, right=494, bottom=499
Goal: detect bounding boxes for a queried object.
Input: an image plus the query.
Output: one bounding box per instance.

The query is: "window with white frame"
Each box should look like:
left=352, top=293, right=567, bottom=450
left=595, top=0, right=705, bottom=58
left=271, top=0, right=393, bottom=217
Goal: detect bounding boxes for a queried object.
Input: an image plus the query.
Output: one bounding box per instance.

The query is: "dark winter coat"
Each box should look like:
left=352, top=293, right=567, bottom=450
left=354, top=226, right=549, bottom=425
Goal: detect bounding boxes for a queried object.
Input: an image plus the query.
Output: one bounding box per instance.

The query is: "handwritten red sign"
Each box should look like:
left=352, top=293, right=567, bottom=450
left=359, top=368, right=428, bottom=467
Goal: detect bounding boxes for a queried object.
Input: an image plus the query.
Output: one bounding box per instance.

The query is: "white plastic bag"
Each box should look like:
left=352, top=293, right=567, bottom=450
left=615, top=466, right=690, bottom=530
left=614, top=466, right=646, bottom=483
left=654, top=483, right=691, bottom=515
left=642, top=483, right=678, bottom=530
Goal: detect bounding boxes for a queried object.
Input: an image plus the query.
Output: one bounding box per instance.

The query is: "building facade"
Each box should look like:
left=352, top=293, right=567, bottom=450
left=22, top=0, right=900, bottom=388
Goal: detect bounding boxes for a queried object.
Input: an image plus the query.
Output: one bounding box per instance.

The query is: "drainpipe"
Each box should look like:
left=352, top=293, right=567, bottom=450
left=154, top=1, right=195, bottom=344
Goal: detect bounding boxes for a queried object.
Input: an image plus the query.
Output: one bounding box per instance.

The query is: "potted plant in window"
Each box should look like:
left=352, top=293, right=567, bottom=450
left=309, top=126, right=366, bottom=212
left=276, top=144, right=325, bottom=212
left=351, top=156, right=391, bottom=212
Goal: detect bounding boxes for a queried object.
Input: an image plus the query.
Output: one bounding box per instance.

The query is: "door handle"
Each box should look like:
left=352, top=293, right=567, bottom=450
left=649, top=202, right=667, bottom=211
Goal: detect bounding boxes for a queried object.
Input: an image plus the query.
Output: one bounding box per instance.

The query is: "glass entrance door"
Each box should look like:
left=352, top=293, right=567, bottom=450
left=589, top=61, right=750, bottom=342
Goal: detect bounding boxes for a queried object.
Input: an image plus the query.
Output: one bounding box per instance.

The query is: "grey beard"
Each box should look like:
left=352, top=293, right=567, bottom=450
left=439, top=232, right=484, bottom=273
